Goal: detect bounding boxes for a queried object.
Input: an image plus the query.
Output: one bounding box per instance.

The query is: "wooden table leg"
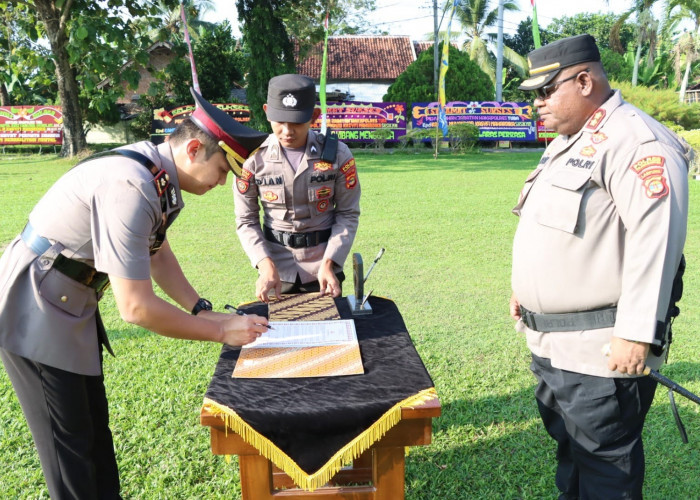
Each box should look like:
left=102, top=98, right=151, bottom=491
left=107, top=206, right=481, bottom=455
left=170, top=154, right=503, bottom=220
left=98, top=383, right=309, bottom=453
left=240, top=454, right=273, bottom=500
left=372, top=447, right=405, bottom=500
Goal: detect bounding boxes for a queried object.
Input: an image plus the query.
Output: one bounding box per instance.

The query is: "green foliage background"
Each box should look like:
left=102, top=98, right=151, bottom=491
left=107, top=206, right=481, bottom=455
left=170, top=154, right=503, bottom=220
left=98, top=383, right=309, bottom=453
left=614, top=81, right=700, bottom=130
left=383, top=43, right=493, bottom=105
left=236, top=0, right=295, bottom=132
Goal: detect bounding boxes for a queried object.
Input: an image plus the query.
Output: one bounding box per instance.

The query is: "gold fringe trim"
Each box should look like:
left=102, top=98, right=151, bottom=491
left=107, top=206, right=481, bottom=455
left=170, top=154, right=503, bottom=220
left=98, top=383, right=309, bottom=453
left=202, top=386, right=437, bottom=492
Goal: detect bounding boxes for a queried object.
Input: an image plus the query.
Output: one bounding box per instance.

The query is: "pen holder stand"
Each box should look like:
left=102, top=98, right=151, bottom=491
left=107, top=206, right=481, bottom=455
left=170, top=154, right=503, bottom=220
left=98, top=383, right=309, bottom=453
left=347, top=294, right=372, bottom=315
left=347, top=252, right=372, bottom=315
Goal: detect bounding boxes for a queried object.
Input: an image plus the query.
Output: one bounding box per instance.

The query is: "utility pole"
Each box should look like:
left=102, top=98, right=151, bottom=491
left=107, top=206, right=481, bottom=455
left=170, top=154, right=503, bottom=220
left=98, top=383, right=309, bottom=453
left=495, top=0, right=504, bottom=101
left=433, top=0, right=439, bottom=99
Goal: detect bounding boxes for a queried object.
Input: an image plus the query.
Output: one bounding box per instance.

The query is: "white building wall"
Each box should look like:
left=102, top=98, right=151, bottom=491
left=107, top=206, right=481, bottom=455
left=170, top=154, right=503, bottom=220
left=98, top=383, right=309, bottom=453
left=317, top=82, right=392, bottom=103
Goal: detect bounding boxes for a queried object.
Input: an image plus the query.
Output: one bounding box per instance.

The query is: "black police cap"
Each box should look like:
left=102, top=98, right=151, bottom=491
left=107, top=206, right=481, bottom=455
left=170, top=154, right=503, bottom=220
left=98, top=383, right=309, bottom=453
left=189, top=88, right=268, bottom=174
left=519, top=34, right=601, bottom=91
left=265, top=74, right=317, bottom=124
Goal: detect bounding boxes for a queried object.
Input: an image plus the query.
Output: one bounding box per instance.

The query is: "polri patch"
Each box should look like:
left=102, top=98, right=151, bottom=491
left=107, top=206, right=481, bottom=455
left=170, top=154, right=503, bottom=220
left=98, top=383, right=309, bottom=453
left=565, top=156, right=597, bottom=170
left=629, top=156, right=668, bottom=199
left=317, top=199, right=329, bottom=212
left=262, top=191, right=279, bottom=202
left=345, top=172, right=358, bottom=190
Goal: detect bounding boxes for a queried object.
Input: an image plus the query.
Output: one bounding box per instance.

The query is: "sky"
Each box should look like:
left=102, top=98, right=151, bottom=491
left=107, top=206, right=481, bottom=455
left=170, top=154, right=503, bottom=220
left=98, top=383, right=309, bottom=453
left=202, top=0, right=656, bottom=41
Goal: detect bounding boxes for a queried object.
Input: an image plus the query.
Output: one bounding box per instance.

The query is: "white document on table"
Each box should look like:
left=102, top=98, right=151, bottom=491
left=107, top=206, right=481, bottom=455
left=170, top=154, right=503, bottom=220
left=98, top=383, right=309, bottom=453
left=242, top=320, right=358, bottom=349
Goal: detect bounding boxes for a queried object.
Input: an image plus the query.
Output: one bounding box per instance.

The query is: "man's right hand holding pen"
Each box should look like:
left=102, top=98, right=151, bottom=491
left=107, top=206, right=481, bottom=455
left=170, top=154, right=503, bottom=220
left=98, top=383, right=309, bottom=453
left=205, top=304, right=271, bottom=346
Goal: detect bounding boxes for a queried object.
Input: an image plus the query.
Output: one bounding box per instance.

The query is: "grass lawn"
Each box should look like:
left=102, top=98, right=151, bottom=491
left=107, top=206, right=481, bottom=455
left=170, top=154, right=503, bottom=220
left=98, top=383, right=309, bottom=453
left=1, top=149, right=700, bottom=498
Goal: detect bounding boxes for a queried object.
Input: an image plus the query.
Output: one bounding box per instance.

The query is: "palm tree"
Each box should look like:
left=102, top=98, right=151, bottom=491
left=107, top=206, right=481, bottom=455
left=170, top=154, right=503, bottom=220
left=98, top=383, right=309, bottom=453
left=455, top=0, right=526, bottom=86
left=150, top=0, right=216, bottom=42
left=610, top=0, right=661, bottom=86
left=666, top=0, right=700, bottom=102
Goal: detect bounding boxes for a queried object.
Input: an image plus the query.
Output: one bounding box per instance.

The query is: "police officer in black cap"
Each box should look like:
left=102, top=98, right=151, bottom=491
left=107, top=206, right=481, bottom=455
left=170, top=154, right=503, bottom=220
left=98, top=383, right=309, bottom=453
left=510, top=34, right=692, bottom=498
left=234, top=74, right=361, bottom=303
left=0, top=89, right=270, bottom=499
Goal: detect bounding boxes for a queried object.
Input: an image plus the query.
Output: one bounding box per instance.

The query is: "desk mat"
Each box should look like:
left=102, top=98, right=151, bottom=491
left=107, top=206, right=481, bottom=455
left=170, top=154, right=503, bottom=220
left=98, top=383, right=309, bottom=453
left=203, top=296, right=436, bottom=491
left=268, top=293, right=341, bottom=321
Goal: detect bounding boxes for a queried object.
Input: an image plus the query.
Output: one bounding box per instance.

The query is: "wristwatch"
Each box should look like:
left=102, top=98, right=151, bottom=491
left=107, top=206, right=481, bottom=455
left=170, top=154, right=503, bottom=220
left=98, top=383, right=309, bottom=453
left=191, top=297, right=213, bottom=315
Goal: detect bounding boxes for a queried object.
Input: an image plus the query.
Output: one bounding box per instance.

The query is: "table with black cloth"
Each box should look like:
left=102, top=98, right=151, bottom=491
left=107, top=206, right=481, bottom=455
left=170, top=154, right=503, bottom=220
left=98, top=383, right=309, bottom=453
left=200, top=296, right=439, bottom=499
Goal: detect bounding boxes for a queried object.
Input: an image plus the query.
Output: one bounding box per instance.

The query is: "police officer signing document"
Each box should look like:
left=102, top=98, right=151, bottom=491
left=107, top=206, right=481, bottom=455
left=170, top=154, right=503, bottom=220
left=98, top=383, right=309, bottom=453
left=510, top=35, right=692, bottom=498
left=0, top=89, right=270, bottom=499
left=234, top=74, right=361, bottom=302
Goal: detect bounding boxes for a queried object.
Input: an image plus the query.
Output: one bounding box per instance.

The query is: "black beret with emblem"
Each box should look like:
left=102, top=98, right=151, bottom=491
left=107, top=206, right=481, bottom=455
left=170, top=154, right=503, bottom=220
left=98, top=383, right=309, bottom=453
left=265, top=74, right=317, bottom=124
left=519, top=34, right=601, bottom=91
left=189, top=88, right=268, bottom=175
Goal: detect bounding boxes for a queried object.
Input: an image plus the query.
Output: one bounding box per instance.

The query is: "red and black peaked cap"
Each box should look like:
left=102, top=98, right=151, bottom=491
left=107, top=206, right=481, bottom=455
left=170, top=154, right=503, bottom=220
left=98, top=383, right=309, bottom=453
left=189, top=88, right=267, bottom=175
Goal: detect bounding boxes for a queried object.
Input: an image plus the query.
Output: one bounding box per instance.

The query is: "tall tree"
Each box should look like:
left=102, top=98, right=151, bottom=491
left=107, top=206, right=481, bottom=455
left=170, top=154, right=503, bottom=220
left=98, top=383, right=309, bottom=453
left=666, top=0, right=700, bottom=101
left=236, top=0, right=294, bottom=131
left=547, top=12, right=635, bottom=52
left=149, top=0, right=215, bottom=43
left=610, top=0, right=661, bottom=86
left=503, top=18, right=553, bottom=56
left=456, top=0, right=526, bottom=86
left=7, top=0, right=169, bottom=156
left=281, top=0, right=377, bottom=58
left=0, top=2, right=55, bottom=106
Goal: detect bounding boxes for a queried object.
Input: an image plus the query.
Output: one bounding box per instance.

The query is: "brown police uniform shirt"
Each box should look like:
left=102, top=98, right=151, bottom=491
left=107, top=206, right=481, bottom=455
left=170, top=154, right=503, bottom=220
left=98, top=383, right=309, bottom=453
left=511, top=90, right=691, bottom=377
left=0, top=141, right=183, bottom=376
left=234, top=130, right=361, bottom=284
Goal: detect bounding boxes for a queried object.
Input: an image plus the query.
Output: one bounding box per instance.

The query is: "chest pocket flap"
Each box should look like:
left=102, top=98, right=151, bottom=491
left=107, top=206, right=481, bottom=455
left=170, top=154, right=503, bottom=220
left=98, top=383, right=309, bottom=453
left=536, top=168, right=593, bottom=234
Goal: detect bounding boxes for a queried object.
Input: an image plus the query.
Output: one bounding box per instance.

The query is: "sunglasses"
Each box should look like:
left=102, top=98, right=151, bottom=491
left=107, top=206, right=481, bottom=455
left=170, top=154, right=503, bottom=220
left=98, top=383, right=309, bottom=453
left=535, top=68, right=590, bottom=100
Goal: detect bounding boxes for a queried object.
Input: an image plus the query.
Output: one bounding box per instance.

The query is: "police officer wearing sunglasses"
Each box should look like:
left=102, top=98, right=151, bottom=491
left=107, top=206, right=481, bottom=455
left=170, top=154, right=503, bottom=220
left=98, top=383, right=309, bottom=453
left=0, top=89, right=270, bottom=499
left=510, top=34, right=692, bottom=498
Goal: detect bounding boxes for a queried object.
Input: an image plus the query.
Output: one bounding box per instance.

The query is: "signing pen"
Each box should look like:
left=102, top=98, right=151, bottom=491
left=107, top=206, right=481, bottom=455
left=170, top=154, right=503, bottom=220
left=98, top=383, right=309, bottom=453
left=225, top=304, right=274, bottom=329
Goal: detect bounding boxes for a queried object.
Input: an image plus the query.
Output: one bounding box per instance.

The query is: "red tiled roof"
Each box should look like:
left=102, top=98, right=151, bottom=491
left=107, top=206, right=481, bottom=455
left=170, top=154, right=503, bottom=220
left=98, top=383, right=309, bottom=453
left=413, top=41, right=434, bottom=58
left=296, top=36, right=417, bottom=81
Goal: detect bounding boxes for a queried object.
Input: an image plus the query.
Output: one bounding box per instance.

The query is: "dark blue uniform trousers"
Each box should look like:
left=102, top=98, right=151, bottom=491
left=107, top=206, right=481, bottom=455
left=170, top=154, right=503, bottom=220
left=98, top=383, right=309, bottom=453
left=531, top=354, right=657, bottom=500
left=1, top=347, right=121, bottom=499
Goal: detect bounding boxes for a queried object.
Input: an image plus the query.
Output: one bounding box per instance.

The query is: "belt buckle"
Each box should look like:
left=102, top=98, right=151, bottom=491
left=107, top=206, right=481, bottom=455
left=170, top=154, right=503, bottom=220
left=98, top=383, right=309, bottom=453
left=89, top=273, right=110, bottom=294
left=520, top=307, right=537, bottom=331
left=290, top=233, right=306, bottom=248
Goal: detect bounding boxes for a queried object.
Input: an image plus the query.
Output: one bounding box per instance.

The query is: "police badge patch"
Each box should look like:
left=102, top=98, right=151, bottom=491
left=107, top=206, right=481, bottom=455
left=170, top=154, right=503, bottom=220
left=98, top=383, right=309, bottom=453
left=263, top=191, right=279, bottom=202
left=314, top=161, right=333, bottom=172
left=317, top=199, right=329, bottom=212
left=237, top=179, right=249, bottom=194
left=580, top=146, right=597, bottom=157
left=282, top=94, right=298, bottom=108
left=240, top=168, right=254, bottom=181
left=590, top=132, right=608, bottom=144
left=629, top=156, right=669, bottom=199
left=316, top=186, right=332, bottom=199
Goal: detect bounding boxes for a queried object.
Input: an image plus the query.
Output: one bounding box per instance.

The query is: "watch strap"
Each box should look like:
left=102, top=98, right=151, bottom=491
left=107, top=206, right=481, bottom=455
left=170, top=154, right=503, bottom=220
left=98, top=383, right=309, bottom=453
left=191, top=297, right=213, bottom=315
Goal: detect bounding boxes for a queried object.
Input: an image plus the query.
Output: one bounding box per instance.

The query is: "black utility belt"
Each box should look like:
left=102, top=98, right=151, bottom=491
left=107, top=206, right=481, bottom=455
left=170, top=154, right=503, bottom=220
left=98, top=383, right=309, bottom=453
left=520, top=305, right=617, bottom=332
left=21, top=223, right=110, bottom=293
left=263, top=225, right=331, bottom=249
